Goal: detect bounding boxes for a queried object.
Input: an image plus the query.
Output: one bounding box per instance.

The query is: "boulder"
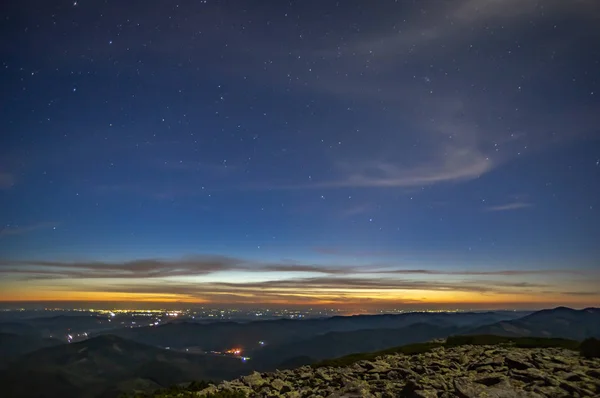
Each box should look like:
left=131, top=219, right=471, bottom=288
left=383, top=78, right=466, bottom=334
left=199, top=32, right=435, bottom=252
left=454, top=377, right=543, bottom=398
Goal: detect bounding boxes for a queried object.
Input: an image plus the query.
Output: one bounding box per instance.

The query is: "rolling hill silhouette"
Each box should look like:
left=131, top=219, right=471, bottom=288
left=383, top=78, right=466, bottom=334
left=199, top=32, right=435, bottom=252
left=465, top=307, right=600, bottom=340
left=0, top=334, right=250, bottom=398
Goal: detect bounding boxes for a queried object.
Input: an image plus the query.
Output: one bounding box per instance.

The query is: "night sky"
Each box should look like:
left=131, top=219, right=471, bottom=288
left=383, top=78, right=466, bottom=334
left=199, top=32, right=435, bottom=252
left=1, top=0, right=599, bottom=309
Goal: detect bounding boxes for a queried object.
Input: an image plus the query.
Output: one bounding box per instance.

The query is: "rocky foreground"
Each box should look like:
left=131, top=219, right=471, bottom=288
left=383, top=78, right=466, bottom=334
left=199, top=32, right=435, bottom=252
left=198, top=345, right=600, bottom=397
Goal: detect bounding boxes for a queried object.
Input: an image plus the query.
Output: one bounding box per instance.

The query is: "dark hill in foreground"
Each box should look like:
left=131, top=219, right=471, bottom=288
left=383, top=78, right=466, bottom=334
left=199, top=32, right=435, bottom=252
left=128, top=336, right=600, bottom=397
left=3, top=308, right=599, bottom=398
left=0, top=332, right=63, bottom=369
left=250, top=322, right=461, bottom=368
left=0, top=335, right=251, bottom=398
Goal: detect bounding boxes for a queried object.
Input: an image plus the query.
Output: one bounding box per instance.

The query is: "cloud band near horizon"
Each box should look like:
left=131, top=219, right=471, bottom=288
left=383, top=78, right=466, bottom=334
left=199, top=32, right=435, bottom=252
left=0, top=255, right=598, bottom=307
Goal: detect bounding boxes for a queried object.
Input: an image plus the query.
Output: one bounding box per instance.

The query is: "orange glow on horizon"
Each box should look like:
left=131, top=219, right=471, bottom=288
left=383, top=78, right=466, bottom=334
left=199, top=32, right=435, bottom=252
left=2, top=272, right=598, bottom=308
left=1, top=287, right=598, bottom=308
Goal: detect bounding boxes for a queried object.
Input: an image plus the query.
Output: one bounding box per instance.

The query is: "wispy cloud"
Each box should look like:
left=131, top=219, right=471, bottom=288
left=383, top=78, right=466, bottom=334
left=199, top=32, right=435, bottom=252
left=560, top=291, right=599, bottom=296
left=384, top=269, right=577, bottom=276
left=0, top=222, right=58, bottom=238
left=0, top=256, right=589, bottom=281
left=484, top=202, right=533, bottom=212
left=338, top=203, right=376, bottom=218
left=0, top=256, right=355, bottom=279
left=2, top=254, right=596, bottom=305
left=253, top=1, right=598, bottom=192
left=75, top=280, right=437, bottom=305
left=61, top=278, right=463, bottom=298
left=336, top=0, right=542, bottom=59
left=206, top=277, right=549, bottom=292
left=328, top=151, right=492, bottom=188
left=257, top=146, right=493, bottom=191
left=52, top=275, right=563, bottom=306
left=0, top=256, right=243, bottom=279
left=28, top=0, right=596, bottom=197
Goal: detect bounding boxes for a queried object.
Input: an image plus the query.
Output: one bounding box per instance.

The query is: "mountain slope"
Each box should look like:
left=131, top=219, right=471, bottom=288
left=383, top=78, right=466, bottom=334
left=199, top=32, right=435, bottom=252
left=250, top=322, right=461, bottom=368
left=190, top=339, right=600, bottom=398
left=0, top=334, right=251, bottom=398
left=97, top=311, right=526, bottom=351
left=466, top=307, right=600, bottom=340
left=0, top=315, right=116, bottom=340
left=0, top=332, right=63, bottom=368
left=0, top=321, right=40, bottom=336
left=4, top=308, right=598, bottom=398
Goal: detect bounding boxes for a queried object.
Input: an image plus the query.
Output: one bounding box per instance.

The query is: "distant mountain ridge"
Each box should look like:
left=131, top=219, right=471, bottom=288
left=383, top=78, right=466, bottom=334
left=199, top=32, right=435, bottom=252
left=250, top=322, right=462, bottom=368
left=96, top=310, right=527, bottom=352
left=0, top=332, right=63, bottom=369
left=466, top=306, right=600, bottom=340
left=0, top=314, right=114, bottom=339
left=0, top=334, right=251, bottom=398
left=1, top=307, right=599, bottom=398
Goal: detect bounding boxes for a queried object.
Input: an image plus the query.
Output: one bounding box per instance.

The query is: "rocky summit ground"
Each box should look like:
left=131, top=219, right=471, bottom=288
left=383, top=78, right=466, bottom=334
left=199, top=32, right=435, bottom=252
left=198, top=345, right=600, bottom=398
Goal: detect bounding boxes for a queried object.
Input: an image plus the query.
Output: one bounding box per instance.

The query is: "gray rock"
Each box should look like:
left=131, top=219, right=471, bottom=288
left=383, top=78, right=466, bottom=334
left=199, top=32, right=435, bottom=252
left=195, top=345, right=600, bottom=398
left=454, top=377, right=543, bottom=398
left=395, top=366, right=419, bottom=379
left=270, top=378, right=289, bottom=391
left=559, top=380, right=594, bottom=396
left=586, top=369, right=600, bottom=379
left=468, top=357, right=504, bottom=371
left=242, top=371, right=267, bottom=388
left=473, top=373, right=507, bottom=386
left=562, top=372, right=585, bottom=382
left=411, top=390, right=438, bottom=398
left=386, top=370, right=399, bottom=380
left=505, top=355, right=535, bottom=371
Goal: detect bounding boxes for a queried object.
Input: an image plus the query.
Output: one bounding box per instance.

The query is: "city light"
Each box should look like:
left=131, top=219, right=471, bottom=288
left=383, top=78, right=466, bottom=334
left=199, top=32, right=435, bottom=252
left=225, top=348, right=242, bottom=356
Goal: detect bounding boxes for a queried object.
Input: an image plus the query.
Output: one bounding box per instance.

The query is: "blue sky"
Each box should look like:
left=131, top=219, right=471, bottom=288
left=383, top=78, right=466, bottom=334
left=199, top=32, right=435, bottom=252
left=0, top=0, right=599, bottom=308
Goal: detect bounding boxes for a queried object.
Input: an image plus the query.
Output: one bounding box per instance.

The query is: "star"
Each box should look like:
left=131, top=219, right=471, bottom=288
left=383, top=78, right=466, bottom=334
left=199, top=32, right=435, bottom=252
left=1, top=0, right=598, bottom=310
